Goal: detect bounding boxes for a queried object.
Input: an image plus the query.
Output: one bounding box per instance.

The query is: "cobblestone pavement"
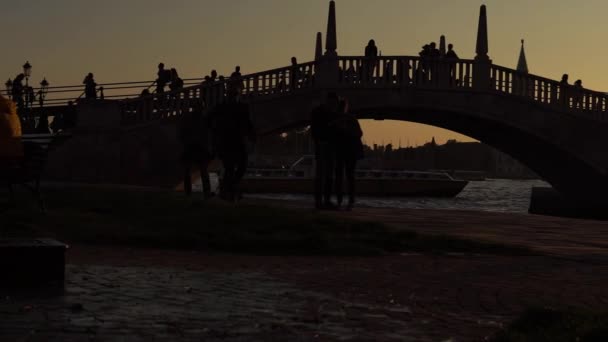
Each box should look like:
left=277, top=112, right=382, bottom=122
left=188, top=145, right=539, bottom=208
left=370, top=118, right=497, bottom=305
left=3, top=246, right=608, bottom=342
left=1, top=264, right=431, bottom=342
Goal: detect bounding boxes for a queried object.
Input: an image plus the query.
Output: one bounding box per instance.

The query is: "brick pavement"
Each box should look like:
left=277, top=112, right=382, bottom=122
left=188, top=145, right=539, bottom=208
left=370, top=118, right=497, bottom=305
left=1, top=264, right=431, bottom=342
left=3, top=201, right=608, bottom=341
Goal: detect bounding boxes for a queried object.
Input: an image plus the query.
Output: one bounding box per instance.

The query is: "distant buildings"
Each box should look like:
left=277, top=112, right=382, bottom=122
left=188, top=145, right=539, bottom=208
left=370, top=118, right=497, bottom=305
left=253, top=130, right=538, bottom=180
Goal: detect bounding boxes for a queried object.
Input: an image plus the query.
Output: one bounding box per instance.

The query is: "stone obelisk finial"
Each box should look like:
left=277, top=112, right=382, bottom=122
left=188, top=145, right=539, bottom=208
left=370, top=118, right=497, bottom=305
left=439, top=35, right=446, bottom=56
left=325, top=0, right=337, bottom=57
left=315, top=32, right=323, bottom=60
left=475, top=5, right=489, bottom=61
left=517, top=39, right=529, bottom=73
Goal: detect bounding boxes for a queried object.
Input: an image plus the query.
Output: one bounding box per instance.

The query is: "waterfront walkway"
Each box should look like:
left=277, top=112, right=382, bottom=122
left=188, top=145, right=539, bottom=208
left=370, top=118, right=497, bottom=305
left=2, top=199, right=608, bottom=341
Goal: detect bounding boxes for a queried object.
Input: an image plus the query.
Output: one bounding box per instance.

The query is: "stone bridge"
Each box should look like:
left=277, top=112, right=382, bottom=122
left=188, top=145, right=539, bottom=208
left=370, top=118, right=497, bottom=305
left=46, top=2, right=608, bottom=207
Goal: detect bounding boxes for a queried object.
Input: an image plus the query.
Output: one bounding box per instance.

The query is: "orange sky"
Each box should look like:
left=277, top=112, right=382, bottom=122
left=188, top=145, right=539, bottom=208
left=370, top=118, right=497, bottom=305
left=2, top=0, right=607, bottom=145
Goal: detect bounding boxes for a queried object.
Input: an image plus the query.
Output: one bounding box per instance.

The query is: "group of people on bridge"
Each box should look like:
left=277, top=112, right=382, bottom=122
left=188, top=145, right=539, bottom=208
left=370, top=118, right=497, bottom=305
left=341, top=39, right=461, bottom=86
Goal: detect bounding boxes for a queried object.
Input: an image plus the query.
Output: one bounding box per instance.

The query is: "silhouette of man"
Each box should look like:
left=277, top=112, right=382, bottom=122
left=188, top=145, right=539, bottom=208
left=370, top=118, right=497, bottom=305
left=445, top=44, right=459, bottom=86
left=178, top=100, right=213, bottom=198
left=156, top=63, right=171, bottom=93
left=83, top=73, right=97, bottom=99
left=573, top=79, right=584, bottom=109
left=208, top=87, right=255, bottom=201
left=445, top=44, right=458, bottom=59
left=229, top=66, right=244, bottom=94
left=311, top=92, right=340, bottom=209
left=559, top=74, right=570, bottom=106
left=332, top=99, right=363, bottom=210
left=290, top=57, right=301, bottom=90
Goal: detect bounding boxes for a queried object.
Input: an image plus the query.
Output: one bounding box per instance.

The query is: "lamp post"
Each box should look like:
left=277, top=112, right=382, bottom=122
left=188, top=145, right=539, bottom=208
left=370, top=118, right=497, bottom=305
left=5, top=79, right=12, bottom=99
left=38, top=78, right=49, bottom=107
left=23, top=61, right=32, bottom=87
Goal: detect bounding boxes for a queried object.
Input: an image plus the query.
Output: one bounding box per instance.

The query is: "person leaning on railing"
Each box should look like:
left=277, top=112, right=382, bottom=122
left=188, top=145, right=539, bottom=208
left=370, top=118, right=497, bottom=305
left=0, top=93, right=24, bottom=167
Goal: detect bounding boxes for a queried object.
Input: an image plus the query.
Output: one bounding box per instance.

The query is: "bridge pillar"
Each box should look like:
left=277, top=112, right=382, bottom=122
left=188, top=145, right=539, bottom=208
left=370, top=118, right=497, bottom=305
left=315, top=32, right=323, bottom=61
left=473, top=5, right=492, bottom=90
left=315, top=0, right=340, bottom=89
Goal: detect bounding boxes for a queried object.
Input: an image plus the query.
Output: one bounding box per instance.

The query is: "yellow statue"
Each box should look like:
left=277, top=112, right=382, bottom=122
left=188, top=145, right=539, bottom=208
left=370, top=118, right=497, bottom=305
left=0, top=94, right=24, bottom=159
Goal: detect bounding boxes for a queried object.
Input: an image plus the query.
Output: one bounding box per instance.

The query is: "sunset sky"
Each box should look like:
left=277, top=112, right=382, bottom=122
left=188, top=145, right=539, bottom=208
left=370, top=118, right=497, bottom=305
left=2, top=0, right=606, bottom=146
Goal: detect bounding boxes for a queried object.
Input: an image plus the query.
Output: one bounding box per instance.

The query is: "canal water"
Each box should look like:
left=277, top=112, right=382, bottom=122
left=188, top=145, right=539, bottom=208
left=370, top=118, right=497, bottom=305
left=198, top=176, right=549, bottom=214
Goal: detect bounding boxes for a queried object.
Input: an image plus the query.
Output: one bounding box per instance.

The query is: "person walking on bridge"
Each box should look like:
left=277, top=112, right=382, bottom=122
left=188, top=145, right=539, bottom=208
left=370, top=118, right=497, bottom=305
left=156, top=63, right=171, bottom=94
left=208, top=87, right=255, bottom=201
left=364, top=40, right=379, bottom=83
left=83, top=73, right=97, bottom=99
left=311, top=92, right=340, bottom=209
left=169, top=68, right=184, bottom=92
left=559, top=74, right=570, bottom=107
left=445, top=44, right=459, bottom=86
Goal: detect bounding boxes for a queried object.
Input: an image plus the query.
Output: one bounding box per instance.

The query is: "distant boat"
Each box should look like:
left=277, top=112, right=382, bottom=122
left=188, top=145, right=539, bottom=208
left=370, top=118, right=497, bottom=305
left=241, top=156, right=469, bottom=197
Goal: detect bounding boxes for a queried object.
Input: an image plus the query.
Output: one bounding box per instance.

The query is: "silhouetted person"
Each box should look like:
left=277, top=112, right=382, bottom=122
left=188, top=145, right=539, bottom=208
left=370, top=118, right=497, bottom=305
left=364, top=39, right=379, bottom=82
left=169, top=68, right=184, bottom=92
left=83, top=73, right=97, bottom=99
left=417, top=45, right=431, bottom=84
left=429, top=42, right=440, bottom=58
left=573, top=79, right=583, bottom=109
left=11, top=74, right=25, bottom=110
left=230, top=66, right=244, bottom=94
left=445, top=44, right=459, bottom=59
left=332, top=99, right=363, bottom=210
left=559, top=74, right=570, bottom=106
left=445, top=44, right=459, bottom=86
left=208, top=87, right=255, bottom=201
left=290, top=57, right=301, bottom=90
left=428, top=42, right=441, bottom=82
left=311, top=92, right=340, bottom=209
left=179, top=100, right=213, bottom=198
left=210, top=70, right=218, bottom=82
left=156, top=63, right=171, bottom=93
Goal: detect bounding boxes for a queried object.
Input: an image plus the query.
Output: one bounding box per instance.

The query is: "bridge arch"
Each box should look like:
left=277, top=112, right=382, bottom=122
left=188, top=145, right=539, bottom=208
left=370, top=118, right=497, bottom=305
left=351, top=105, right=604, bottom=201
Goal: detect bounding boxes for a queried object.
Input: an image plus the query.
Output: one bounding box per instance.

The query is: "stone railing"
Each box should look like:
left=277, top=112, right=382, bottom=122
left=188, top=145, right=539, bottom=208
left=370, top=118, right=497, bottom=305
left=120, top=62, right=316, bottom=126
left=490, top=65, right=608, bottom=120
left=119, top=56, right=608, bottom=126
left=336, top=56, right=475, bottom=88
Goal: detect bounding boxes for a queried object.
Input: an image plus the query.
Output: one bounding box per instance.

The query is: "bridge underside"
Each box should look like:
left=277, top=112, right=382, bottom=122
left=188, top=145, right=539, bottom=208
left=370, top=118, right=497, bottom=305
left=45, top=88, right=608, bottom=208
left=251, top=87, right=608, bottom=206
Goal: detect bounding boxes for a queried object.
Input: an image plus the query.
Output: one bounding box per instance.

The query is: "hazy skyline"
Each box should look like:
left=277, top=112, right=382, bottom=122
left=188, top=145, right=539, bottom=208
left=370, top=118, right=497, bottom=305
left=3, top=0, right=606, bottom=145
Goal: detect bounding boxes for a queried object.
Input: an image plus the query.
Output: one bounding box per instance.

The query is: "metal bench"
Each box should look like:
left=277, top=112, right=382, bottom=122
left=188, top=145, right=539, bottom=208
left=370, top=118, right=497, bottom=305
left=1, top=134, right=68, bottom=211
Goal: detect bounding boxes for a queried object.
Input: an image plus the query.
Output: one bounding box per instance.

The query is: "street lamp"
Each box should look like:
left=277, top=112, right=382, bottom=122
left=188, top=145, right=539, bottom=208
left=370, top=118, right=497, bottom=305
left=23, top=61, right=32, bottom=87
left=39, top=78, right=49, bottom=107
left=5, top=79, right=12, bottom=99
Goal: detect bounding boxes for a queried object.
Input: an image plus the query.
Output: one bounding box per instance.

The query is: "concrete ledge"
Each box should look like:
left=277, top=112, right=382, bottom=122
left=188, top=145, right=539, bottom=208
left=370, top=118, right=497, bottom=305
left=0, top=239, right=68, bottom=290
left=529, top=187, right=608, bottom=220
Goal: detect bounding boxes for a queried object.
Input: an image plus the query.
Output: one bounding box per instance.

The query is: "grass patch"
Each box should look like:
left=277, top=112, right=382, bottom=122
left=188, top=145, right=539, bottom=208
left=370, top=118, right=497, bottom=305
left=1, top=186, right=533, bottom=256
left=493, top=308, right=608, bottom=342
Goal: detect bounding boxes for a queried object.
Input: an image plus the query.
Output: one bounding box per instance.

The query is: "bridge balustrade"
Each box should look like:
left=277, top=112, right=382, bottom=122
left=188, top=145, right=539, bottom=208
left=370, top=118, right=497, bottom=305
left=337, top=56, right=475, bottom=89
left=120, top=62, right=317, bottom=126
left=490, top=65, right=608, bottom=120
